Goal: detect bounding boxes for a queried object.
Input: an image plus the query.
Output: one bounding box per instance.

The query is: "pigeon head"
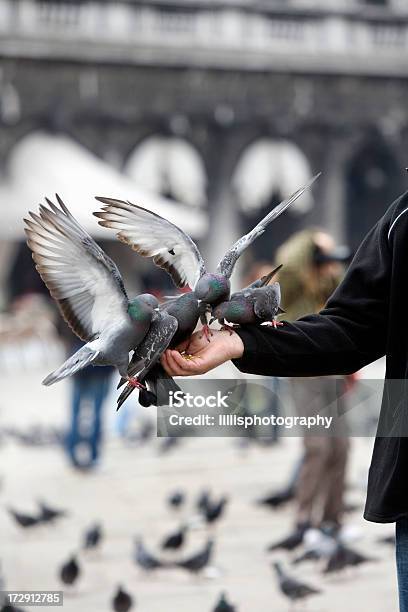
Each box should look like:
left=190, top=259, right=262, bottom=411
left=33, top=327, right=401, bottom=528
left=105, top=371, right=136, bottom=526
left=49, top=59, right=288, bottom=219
left=128, top=296, right=156, bottom=323
left=138, top=293, right=159, bottom=309
left=195, top=273, right=230, bottom=304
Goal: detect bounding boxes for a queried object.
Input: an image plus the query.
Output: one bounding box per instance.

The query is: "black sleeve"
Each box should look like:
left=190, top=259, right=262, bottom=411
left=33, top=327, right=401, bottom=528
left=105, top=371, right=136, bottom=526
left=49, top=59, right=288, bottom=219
left=233, top=200, right=395, bottom=378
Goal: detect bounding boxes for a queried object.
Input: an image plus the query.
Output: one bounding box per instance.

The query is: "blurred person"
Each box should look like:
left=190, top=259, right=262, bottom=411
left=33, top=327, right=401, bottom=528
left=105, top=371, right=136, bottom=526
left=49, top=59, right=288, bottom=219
left=161, top=191, right=408, bottom=610
left=58, top=324, right=112, bottom=470
left=272, top=230, right=351, bottom=545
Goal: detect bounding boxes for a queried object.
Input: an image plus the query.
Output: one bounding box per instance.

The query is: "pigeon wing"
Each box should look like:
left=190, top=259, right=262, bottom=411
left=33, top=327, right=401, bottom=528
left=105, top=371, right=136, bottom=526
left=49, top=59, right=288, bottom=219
left=217, top=174, right=321, bottom=279
left=94, top=197, right=206, bottom=290
left=25, top=195, right=129, bottom=342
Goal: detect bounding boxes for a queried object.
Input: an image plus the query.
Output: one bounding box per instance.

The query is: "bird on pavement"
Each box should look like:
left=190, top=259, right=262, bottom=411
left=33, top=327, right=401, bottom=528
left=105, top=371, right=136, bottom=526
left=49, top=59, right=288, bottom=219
left=175, top=539, right=213, bottom=574
left=95, top=175, right=318, bottom=340
left=112, top=585, right=133, bottom=612
left=83, top=523, right=103, bottom=550
left=59, top=555, right=80, bottom=586
left=210, top=265, right=284, bottom=329
left=273, top=562, right=321, bottom=607
left=196, top=489, right=211, bottom=513
left=24, top=196, right=157, bottom=386
left=161, top=525, right=187, bottom=551
left=38, top=500, right=67, bottom=523
left=203, top=496, right=228, bottom=525
left=213, top=592, right=236, bottom=612
left=323, top=542, right=376, bottom=574
left=134, top=537, right=166, bottom=571
left=256, top=487, right=295, bottom=510
left=267, top=522, right=310, bottom=552
left=7, top=507, right=41, bottom=529
left=167, top=490, right=185, bottom=510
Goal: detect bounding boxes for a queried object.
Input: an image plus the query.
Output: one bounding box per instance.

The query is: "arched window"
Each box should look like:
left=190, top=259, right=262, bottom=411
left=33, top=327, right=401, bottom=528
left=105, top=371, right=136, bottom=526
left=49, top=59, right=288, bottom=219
left=232, top=139, right=314, bottom=259
left=125, top=136, right=207, bottom=208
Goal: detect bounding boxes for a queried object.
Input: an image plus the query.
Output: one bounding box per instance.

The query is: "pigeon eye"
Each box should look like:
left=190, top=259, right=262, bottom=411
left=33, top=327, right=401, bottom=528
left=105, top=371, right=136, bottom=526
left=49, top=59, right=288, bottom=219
left=168, top=248, right=175, bottom=256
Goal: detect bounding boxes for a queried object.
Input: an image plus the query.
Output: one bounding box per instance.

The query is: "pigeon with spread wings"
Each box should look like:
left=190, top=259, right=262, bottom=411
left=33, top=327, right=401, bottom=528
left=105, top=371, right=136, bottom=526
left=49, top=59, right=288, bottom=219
left=94, top=174, right=320, bottom=339
left=24, top=196, right=157, bottom=385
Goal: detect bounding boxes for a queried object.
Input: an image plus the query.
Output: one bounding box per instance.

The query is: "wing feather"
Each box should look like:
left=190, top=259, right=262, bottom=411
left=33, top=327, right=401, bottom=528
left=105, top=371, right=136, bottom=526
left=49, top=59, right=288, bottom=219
left=94, top=197, right=206, bottom=289
left=217, top=174, right=321, bottom=278
left=24, top=195, right=129, bottom=342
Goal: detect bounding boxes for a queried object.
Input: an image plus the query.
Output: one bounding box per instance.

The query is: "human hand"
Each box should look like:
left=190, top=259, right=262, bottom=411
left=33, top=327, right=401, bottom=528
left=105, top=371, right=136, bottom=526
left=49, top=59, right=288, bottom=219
left=161, top=329, right=244, bottom=376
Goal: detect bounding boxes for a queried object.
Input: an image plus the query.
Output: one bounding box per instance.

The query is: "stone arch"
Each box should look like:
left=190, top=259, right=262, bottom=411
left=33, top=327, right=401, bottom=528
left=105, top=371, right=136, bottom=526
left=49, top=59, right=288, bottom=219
left=231, top=138, right=314, bottom=260
left=124, top=135, right=207, bottom=207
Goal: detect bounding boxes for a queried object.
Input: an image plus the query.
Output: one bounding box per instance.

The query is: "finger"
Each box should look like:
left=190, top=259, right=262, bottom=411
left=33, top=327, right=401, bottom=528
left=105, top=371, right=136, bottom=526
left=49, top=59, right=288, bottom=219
left=165, top=350, right=191, bottom=376
left=168, top=350, right=203, bottom=375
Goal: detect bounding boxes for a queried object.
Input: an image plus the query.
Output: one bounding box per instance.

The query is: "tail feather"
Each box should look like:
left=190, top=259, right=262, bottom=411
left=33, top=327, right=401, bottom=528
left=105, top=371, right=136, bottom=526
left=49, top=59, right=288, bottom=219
left=42, top=345, right=99, bottom=386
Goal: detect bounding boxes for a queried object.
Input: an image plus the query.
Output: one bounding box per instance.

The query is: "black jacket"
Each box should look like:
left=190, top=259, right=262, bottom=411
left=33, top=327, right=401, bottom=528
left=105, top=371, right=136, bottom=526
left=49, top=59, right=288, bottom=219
left=233, top=191, right=408, bottom=523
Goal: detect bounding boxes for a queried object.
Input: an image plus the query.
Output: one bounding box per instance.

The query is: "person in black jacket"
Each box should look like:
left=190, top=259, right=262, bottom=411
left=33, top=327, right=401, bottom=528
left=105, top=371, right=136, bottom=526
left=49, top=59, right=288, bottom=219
left=161, top=191, right=408, bottom=611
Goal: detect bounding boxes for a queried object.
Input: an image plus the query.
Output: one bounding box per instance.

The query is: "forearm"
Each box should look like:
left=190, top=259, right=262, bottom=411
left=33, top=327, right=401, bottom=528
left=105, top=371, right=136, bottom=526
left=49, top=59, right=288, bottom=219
left=233, top=313, right=385, bottom=377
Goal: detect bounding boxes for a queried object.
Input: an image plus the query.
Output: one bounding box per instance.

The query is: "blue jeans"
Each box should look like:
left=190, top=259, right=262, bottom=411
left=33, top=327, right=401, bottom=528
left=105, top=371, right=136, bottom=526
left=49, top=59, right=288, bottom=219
left=397, top=518, right=408, bottom=611
left=66, top=375, right=110, bottom=467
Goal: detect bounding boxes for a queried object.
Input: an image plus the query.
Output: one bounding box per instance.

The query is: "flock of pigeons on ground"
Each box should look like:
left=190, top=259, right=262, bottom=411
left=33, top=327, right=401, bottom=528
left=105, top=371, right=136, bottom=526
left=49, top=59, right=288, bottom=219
left=1, top=481, right=396, bottom=611
left=23, top=176, right=318, bottom=410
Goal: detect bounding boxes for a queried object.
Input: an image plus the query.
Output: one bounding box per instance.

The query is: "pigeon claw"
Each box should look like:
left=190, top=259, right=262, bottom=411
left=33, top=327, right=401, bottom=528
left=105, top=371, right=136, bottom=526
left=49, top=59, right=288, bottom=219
left=126, top=377, right=146, bottom=390
left=265, top=320, right=284, bottom=329
left=221, top=322, right=236, bottom=335
left=200, top=324, right=213, bottom=343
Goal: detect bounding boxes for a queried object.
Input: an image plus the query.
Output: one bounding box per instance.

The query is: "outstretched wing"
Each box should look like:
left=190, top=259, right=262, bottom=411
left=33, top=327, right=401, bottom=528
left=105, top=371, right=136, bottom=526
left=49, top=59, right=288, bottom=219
left=217, top=174, right=321, bottom=279
left=24, top=195, right=129, bottom=342
left=94, top=197, right=206, bottom=290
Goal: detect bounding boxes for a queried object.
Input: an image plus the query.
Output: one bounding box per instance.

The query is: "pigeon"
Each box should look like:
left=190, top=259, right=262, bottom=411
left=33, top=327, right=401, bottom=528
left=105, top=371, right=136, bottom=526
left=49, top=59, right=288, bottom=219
left=323, top=542, right=376, bottom=574
left=210, top=265, right=284, bottom=329
left=167, top=490, right=185, bottom=509
left=292, top=529, right=337, bottom=565
left=112, top=585, right=133, bottom=612
left=116, top=291, right=201, bottom=408
left=196, top=489, right=211, bottom=514
left=134, top=537, right=166, bottom=571
left=95, top=176, right=318, bottom=339
left=24, top=196, right=158, bottom=386
left=59, top=555, right=80, bottom=586
left=256, top=487, right=294, bottom=510
left=377, top=534, right=395, bottom=546
left=203, top=496, right=228, bottom=525
left=7, top=507, right=41, bottom=529
left=83, top=523, right=103, bottom=550
left=38, top=500, right=67, bottom=523
left=175, top=539, right=213, bottom=573
left=267, top=523, right=310, bottom=552
left=213, top=592, right=236, bottom=612
left=161, top=525, right=187, bottom=550
left=273, top=562, right=321, bottom=605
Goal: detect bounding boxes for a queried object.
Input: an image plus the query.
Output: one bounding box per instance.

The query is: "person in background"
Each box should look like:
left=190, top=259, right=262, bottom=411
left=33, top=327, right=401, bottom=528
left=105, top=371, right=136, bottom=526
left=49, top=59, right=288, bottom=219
left=58, top=323, right=113, bottom=470
left=270, top=229, right=351, bottom=548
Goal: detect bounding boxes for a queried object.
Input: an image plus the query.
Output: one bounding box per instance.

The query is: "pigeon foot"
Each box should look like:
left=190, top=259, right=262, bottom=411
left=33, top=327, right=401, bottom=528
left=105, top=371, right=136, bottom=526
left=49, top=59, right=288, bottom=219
left=200, top=324, right=213, bottom=342
left=126, top=377, right=146, bottom=390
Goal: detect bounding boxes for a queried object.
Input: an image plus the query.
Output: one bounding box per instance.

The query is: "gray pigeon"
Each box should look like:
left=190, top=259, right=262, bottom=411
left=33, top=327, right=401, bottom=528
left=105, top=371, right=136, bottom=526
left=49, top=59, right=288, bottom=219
left=94, top=175, right=319, bottom=339
left=273, top=562, right=321, bottom=605
left=133, top=537, right=166, bottom=571
left=210, top=264, right=284, bottom=328
left=24, top=196, right=157, bottom=385
left=116, top=291, right=200, bottom=408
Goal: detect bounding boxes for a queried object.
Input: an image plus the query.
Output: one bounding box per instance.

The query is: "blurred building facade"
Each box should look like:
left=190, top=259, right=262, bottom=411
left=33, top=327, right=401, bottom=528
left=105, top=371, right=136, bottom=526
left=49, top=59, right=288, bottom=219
left=1, top=0, right=408, bottom=272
